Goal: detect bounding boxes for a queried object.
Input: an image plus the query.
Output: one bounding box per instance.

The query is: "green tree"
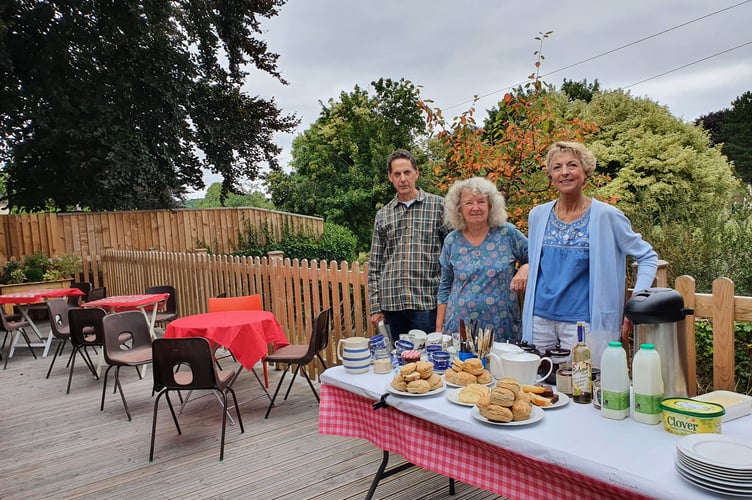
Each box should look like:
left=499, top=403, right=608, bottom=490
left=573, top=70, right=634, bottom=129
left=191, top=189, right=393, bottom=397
left=0, top=0, right=297, bottom=212
left=266, top=78, right=427, bottom=250
left=560, top=78, right=601, bottom=103
left=719, top=92, right=752, bottom=184
left=191, top=182, right=274, bottom=209
left=582, top=90, right=739, bottom=224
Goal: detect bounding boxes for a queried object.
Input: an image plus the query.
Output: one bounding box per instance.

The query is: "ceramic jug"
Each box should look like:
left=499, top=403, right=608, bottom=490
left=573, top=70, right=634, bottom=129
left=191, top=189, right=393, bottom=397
left=499, top=351, right=553, bottom=385
left=486, top=342, right=523, bottom=379
left=337, top=336, right=370, bottom=374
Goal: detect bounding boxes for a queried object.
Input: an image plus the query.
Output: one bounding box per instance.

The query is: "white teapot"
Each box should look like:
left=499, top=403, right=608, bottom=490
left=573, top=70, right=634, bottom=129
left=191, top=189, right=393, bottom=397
left=486, top=342, right=523, bottom=379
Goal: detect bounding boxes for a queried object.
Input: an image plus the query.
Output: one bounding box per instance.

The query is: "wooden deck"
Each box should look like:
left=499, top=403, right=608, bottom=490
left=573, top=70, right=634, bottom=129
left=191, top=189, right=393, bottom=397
left=0, top=322, right=503, bottom=500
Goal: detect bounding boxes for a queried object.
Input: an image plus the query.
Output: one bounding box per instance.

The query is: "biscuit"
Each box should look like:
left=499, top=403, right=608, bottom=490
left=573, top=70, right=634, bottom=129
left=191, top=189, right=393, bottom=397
left=406, top=379, right=431, bottom=394
left=427, top=373, right=443, bottom=390
left=511, top=399, right=532, bottom=421
left=489, top=387, right=515, bottom=407
left=463, top=357, right=484, bottom=376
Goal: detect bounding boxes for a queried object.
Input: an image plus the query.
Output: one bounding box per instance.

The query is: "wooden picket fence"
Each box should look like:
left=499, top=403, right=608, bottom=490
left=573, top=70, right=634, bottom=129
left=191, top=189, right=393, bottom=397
left=101, top=250, right=749, bottom=393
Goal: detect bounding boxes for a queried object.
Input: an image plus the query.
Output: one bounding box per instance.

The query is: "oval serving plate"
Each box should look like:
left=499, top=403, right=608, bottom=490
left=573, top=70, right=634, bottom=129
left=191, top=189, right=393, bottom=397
left=445, top=388, right=478, bottom=407
left=470, top=405, right=544, bottom=426
left=385, top=382, right=446, bottom=397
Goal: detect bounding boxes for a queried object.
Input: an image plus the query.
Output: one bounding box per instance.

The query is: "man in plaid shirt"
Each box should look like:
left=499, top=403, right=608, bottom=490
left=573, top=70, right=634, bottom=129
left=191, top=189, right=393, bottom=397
left=368, top=149, right=449, bottom=342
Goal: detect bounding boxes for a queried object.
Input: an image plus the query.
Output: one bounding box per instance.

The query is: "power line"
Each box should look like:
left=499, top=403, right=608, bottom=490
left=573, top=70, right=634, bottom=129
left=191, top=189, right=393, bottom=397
left=444, top=0, right=752, bottom=111
left=622, top=42, right=752, bottom=90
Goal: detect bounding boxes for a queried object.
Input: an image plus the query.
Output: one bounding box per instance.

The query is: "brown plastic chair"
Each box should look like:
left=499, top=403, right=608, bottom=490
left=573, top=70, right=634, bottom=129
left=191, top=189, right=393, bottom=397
left=101, top=311, right=153, bottom=420
left=45, top=298, right=74, bottom=379
left=1, top=307, right=35, bottom=369
left=67, top=307, right=106, bottom=394
left=207, top=294, right=268, bottom=388
left=264, top=308, right=331, bottom=419
left=149, top=337, right=244, bottom=462
left=68, top=282, right=93, bottom=305
left=87, top=287, right=107, bottom=302
left=145, top=285, right=178, bottom=326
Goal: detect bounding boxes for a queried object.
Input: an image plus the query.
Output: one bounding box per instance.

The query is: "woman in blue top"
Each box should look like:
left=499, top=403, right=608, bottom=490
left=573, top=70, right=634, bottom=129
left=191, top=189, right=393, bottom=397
left=436, top=177, right=529, bottom=342
left=522, top=141, right=658, bottom=363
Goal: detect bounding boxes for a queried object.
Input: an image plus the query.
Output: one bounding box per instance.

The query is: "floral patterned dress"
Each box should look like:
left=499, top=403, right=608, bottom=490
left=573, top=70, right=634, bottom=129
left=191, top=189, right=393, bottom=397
left=438, top=223, right=528, bottom=342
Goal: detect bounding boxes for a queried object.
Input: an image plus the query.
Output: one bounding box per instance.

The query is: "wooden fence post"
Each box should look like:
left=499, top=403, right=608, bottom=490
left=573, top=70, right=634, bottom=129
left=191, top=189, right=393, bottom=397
left=675, top=275, right=697, bottom=396
left=712, top=277, right=735, bottom=391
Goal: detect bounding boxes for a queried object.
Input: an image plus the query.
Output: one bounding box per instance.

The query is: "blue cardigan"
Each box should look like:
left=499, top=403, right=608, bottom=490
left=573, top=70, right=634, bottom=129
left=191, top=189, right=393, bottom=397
left=522, top=198, right=658, bottom=360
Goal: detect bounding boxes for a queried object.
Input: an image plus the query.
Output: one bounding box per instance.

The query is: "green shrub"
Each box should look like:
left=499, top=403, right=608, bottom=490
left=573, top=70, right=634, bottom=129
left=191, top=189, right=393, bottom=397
left=234, top=221, right=357, bottom=263
left=695, top=320, right=752, bottom=395
left=1, top=252, right=82, bottom=284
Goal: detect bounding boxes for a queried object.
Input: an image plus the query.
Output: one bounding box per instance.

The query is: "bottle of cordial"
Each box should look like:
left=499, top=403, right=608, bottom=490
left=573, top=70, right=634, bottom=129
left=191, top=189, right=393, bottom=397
left=599, top=341, right=630, bottom=419
left=571, top=322, right=592, bottom=404
left=632, top=343, right=664, bottom=424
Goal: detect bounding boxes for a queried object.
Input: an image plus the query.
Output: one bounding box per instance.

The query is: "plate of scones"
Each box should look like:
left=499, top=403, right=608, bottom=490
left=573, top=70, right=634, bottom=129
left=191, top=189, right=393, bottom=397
left=470, top=377, right=545, bottom=426
left=387, top=361, right=445, bottom=396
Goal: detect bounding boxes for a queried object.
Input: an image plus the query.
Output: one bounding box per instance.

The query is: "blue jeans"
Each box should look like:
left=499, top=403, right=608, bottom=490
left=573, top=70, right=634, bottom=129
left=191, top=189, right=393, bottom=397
left=382, top=309, right=437, bottom=343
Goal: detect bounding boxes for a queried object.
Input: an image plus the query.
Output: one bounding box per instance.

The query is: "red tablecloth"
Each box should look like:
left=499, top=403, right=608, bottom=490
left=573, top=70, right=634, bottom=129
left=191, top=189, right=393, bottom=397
left=319, top=384, right=648, bottom=500
left=164, top=310, right=289, bottom=370
left=83, top=293, right=169, bottom=311
left=0, top=287, right=84, bottom=304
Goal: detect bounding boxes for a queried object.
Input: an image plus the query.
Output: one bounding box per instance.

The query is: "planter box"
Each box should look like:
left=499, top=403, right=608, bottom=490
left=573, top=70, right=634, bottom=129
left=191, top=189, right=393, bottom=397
left=0, top=279, right=73, bottom=314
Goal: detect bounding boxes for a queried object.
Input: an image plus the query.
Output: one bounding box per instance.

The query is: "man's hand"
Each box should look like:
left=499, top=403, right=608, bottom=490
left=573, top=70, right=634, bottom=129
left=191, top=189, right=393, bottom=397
left=370, top=313, right=384, bottom=329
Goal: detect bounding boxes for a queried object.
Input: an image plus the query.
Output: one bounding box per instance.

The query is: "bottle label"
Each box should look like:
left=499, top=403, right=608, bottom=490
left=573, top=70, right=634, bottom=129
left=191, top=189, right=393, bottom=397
left=634, top=393, right=663, bottom=415
left=602, top=389, right=630, bottom=411
left=571, top=360, right=592, bottom=396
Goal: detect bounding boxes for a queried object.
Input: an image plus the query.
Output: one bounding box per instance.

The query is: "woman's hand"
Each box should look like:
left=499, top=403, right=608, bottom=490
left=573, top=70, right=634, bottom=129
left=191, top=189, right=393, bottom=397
left=510, top=263, right=529, bottom=294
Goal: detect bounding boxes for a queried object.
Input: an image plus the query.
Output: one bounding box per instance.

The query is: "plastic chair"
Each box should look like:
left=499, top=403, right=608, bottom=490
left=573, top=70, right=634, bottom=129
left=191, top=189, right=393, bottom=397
left=145, top=285, right=178, bottom=326
left=68, top=282, right=93, bottom=305
left=101, top=311, right=153, bottom=420
left=87, top=287, right=107, bottom=302
left=207, top=294, right=268, bottom=387
left=264, top=308, right=331, bottom=419
left=67, top=307, right=106, bottom=394
left=45, top=298, right=74, bottom=379
left=149, top=337, right=244, bottom=462
left=1, top=307, right=36, bottom=369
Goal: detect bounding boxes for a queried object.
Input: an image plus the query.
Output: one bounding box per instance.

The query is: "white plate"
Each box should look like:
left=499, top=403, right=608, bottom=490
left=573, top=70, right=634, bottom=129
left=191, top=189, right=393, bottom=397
left=385, top=382, right=446, bottom=397
left=676, top=461, right=752, bottom=496
left=540, top=392, right=570, bottom=409
left=470, top=405, right=544, bottom=426
left=442, top=374, right=495, bottom=388
left=678, top=434, right=752, bottom=470
left=446, top=388, right=480, bottom=407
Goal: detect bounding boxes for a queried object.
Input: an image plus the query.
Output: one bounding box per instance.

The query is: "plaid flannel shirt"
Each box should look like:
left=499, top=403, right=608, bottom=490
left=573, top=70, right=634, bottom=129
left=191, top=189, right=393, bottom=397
left=368, top=189, right=448, bottom=315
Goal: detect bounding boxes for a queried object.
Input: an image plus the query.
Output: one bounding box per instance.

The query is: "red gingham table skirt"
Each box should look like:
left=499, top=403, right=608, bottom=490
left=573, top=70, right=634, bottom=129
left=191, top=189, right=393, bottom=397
left=319, top=384, right=650, bottom=500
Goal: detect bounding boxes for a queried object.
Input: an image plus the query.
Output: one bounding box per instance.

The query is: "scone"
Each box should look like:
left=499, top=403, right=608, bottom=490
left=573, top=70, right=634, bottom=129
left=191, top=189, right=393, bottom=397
left=400, top=362, right=417, bottom=376
left=455, top=370, right=477, bottom=386
left=463, top=357, right=485, bottom=376
left=475, top=370, right=493, bottom=385
left=458, top=384, right=490, bottom=404
left=477, top=395, right=513, bottom=422
left=511, top=399, right=532, bottom=421
left=489, top=387, right=515, bottom=407
left=497, top=377, right=521, bottom=396
left=391, top=375, right=407, bottom=392
left=416, top=361, right=434, bottom=379
left=427, top=373, right=443, bottom=390
left=516, top=390, right=533, bottom=404
left=444, top=368, right=462, bottom=385
left=406, top=379, right=431, bottom=394
left=403, top=370, right=421, bottom=382
left=451, top=358, right=465, bottom=372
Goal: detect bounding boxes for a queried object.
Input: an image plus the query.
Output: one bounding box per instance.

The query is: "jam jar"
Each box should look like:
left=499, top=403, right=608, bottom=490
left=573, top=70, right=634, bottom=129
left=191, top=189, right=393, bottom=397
left=545, top=343, right=571, bottom=385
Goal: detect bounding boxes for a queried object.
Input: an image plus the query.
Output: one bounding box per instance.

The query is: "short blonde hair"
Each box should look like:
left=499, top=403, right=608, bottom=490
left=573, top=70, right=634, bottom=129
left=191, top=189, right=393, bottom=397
left=545, top=141, right=596, bottom=178
left=444, top=177, right=507, bottom=231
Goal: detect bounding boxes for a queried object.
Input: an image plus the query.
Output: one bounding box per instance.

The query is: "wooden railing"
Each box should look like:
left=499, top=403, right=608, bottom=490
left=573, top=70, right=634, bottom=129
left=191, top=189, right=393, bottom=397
left=102, top=250, right=746, bottom=392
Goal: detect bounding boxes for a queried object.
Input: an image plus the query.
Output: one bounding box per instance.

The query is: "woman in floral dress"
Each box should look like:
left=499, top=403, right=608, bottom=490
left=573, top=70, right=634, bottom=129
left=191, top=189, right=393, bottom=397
left=436, top=177, right=529, bottom=342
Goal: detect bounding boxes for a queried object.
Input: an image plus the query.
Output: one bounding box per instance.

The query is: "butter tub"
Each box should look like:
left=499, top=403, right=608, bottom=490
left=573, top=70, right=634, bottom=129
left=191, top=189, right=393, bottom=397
left=693, top=390, right=752, bottom=422
left=658, top=398, right=725, bottom=436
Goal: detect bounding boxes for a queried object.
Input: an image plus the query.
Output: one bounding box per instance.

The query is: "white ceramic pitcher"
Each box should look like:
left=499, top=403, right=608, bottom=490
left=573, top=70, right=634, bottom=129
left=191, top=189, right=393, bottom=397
left=486, top=342, right=523, bottom=379
left=337, top=337, right=370, bottom=374
left=499, top=351, right=553, bottom=385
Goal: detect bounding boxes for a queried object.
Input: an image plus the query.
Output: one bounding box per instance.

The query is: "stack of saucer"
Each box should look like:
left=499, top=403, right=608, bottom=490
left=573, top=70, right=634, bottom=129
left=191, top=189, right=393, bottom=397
left=675, top=434, right=752, bottom=496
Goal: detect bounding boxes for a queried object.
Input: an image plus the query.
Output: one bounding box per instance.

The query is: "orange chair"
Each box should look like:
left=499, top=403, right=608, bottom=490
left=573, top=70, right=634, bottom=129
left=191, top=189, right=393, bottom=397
left=206, top=294, right=268, bottom=387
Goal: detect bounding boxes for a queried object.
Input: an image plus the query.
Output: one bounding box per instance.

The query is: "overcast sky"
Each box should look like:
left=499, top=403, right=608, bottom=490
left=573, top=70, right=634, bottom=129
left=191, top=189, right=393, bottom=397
left=197, top=0, right=752, bottom=193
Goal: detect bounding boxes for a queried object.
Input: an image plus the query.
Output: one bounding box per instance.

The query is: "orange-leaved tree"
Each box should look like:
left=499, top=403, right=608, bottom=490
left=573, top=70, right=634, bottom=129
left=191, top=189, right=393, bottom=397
left=418, top=32, right=605, bottom=232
